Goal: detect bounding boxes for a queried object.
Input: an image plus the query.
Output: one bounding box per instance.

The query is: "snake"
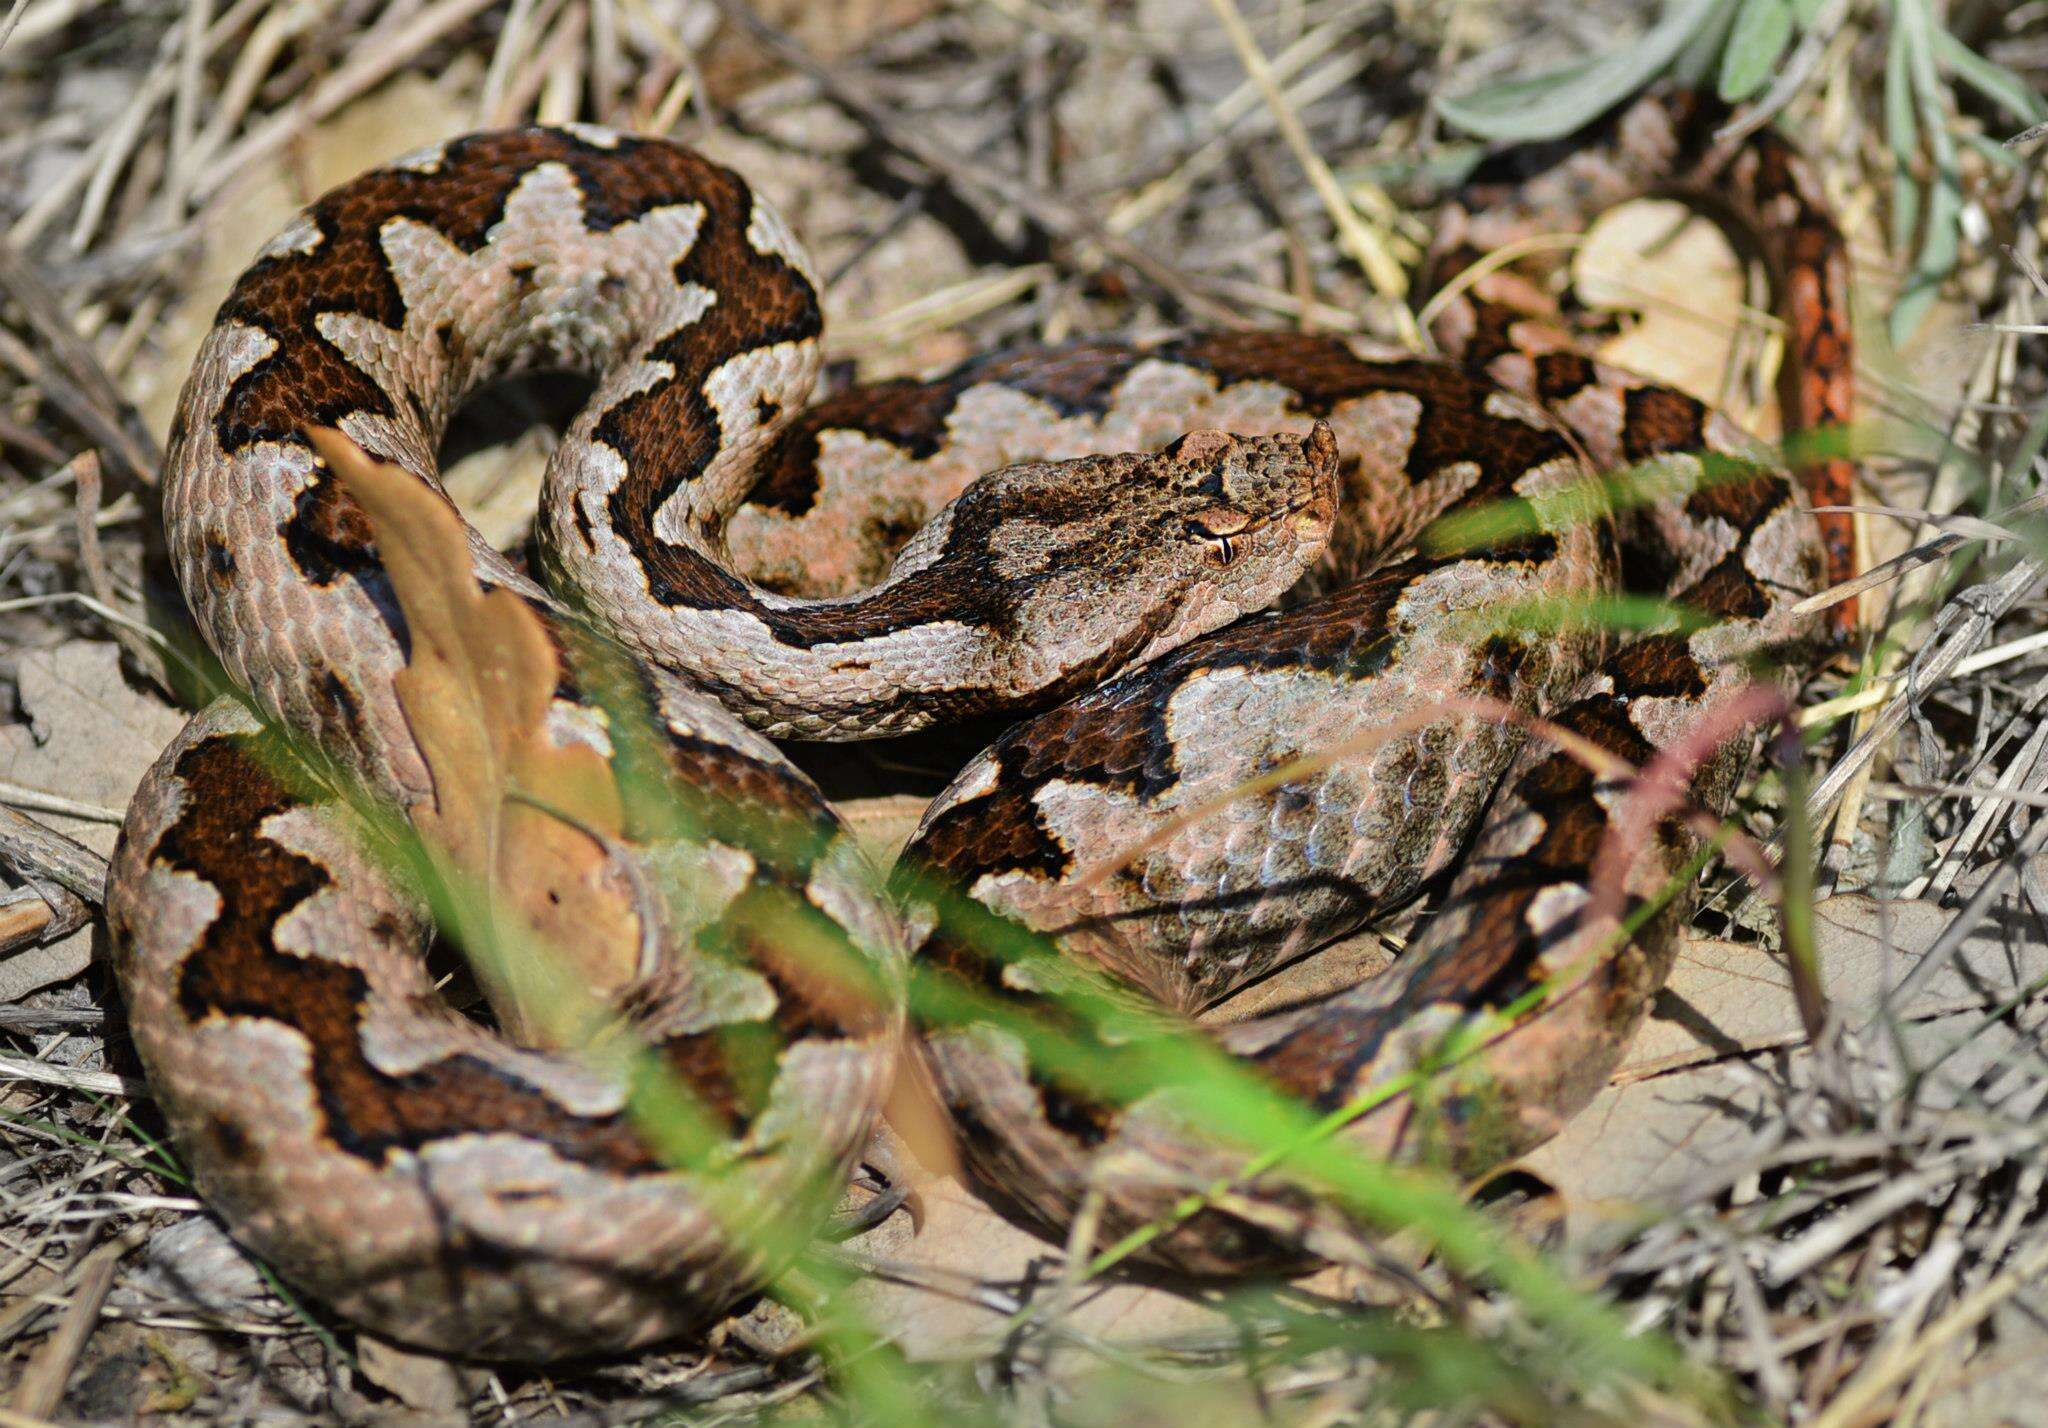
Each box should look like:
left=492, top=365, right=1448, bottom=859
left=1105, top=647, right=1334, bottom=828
left=106, top=90, right=1840, bottom=1358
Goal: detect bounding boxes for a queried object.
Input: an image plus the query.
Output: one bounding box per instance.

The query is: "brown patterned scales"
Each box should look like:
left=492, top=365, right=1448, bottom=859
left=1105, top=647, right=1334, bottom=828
left=112, top=91, right=1838, bottom=1357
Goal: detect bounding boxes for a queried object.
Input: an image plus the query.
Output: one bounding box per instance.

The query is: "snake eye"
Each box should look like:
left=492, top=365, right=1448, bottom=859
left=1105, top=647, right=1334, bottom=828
left=1188, top=508, right=1249, bottom=566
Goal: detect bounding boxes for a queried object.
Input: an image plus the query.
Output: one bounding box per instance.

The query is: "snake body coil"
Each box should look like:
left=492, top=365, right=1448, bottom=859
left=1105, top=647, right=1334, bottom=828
left=110, top=94, right=1838, bottom=1356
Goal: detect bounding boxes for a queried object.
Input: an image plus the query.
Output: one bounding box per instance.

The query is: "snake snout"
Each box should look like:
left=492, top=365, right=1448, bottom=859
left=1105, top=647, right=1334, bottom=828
left=1217, top=421, right=1342, bottom=557
left=1296, top=419, right=1341, bottom=516
left=1168, top=420, right=1340, bottom=533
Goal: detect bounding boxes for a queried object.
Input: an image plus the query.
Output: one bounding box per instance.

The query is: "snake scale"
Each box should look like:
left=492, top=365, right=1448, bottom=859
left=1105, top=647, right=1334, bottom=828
left=107, top=91, right=1839, bottom=1358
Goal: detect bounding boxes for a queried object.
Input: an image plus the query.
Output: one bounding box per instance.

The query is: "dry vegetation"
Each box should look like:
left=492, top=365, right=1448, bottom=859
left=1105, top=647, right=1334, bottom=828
left=0, top=0, right=2045, bottom=1423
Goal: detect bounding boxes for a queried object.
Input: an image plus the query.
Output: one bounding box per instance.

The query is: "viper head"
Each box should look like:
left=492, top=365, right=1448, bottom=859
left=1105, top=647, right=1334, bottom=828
left=931, top=422, right=1341, bottom=695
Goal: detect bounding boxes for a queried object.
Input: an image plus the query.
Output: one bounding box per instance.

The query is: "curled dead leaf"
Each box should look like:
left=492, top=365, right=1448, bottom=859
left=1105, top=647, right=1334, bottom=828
left=310, top=427, right=640, bottom=1043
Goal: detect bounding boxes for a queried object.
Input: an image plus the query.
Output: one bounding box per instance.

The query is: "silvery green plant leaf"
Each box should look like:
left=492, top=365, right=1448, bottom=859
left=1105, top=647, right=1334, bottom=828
left=1435, top=0, right=1728, bottom=141
left=1933, top=28, right=2045, bottom=122
left=1719, top=0, right=1795, bottom=101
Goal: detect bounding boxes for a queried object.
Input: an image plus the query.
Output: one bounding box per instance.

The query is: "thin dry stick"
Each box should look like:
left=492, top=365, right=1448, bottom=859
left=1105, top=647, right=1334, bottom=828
left=0, top=782, right=124, bottom=825
left=1915, top=708, right=2048, bottom=900
left=536, top=1, right=592, bottom=124
left=1809, top=1227, right=2048, bottom=1428
left=68, top=451, right=172, bottom=692
left=1793, top=488, right=2048, bottom=621
left=1883, top=785, right=2048, bottom=1015
left=495, top=0, right=588, bottom=124
left=1723, top=1240, right=1798, bottom=1407
left=1200, top=0, right=1418, bottom=345
left=825, top=266, right=1054, bottom=357
left=7, top=1230, right=141, bottom=1418
left=1801, top=627, right=2048, bottom=726
left=478, top=0, right=545, bottom=123
left=0, top=806, right=97, bottom=951
left=1805, top=555, right=2048, bottom=832
left=69, top=22, right=186, bottom=252
left=1814, top=385, right=2013, bottom=887
left=181, top=0, right=323, bottom=190
left=1413, top=232, right=1584, bottom=335
left=1816, top=234, right=2045, bottom=860
left=0, top=242, right=160, bottom=487
left=1104, top=18, right=1361, bottom=237
left=0, top=886, right=87, bottom=952
left=709, top=0, right=1244, bottom=326
left=167, top=0, right=215, bottom=192
left=1184, top=273, right=1363, bottom=330
left=590, top=0, right=624, bottom=124
left=0, top=1056, right=138, bottom=1098
left=0, top=0, right=30, bottom=54
left=190, top=0, right=506, bottom=202
left=0, top=807, right=106, bottom=906
left=6, top=0, right=273, bottom=246
left=1763, top=1129, right=2036, bottom=1286
left=1869, top=776, right=2048, bottom=813
left=67, top=456, right=115, bottom=605
left=644, top=63, right=696, bottom=134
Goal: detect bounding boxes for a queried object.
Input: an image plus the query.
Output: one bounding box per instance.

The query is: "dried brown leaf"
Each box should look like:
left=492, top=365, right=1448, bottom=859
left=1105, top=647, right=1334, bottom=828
left=311, top=427, right=639, bottom=1041
left=1576, top=200, right=1763, bottom=429
left=355, top=1333, right=475, bottom=1413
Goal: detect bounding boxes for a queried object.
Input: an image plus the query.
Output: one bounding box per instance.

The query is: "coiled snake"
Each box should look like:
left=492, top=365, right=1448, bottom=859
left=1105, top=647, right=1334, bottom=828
left=108, top=93, right=1839, bottom=1358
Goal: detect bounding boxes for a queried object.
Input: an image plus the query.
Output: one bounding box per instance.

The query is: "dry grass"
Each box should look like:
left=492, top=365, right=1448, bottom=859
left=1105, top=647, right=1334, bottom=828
left=0, top=0, right=2045, bottom=1423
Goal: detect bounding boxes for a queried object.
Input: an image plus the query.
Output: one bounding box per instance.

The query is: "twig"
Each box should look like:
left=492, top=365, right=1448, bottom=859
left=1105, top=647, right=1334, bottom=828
left=0, top=241, right=159, bottom=488
left=68, top=450, right=172, bottom=691
left=7, top=1230, right=141, bottom=1418
left=0, top=886, right=88, bottom=952
left=1805, top=557, right=2048, bottom=831
left=1104, top=19, right=1363, bottom=237
left=1800, top=627, right=2048, bottom=726
left=0, top=806, right=108, bottom=905
left=1764, top=1125, right=2046, bottom=1285
left=0, top=1056, right=140, bottom=1098
left=478, top=0, right=545, bottom=124
left=0, top=783, right=125, bottom=825
left=1883, top=794, right=2048, bottom=1014
left=167, top=0, right=214, bottom=193
left=0, top=1008, right=103, bottom=1029
left=6, top=0, right=272, bottom=246
left=189, top=0, right=506, bottom=202
left=1915, top=701, right=2048, bottom=899
left=1200, top=0, right=1417, bottom=345
left=182, top=0, right=322, bottom=187
left=0, top=0, right=30, bottom=55
left=1791, top=487, right=2048, bottom=621
left=1811, top=1227, right=2048, bottom=1428
left=708, top=0, right=1243, bottom=326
